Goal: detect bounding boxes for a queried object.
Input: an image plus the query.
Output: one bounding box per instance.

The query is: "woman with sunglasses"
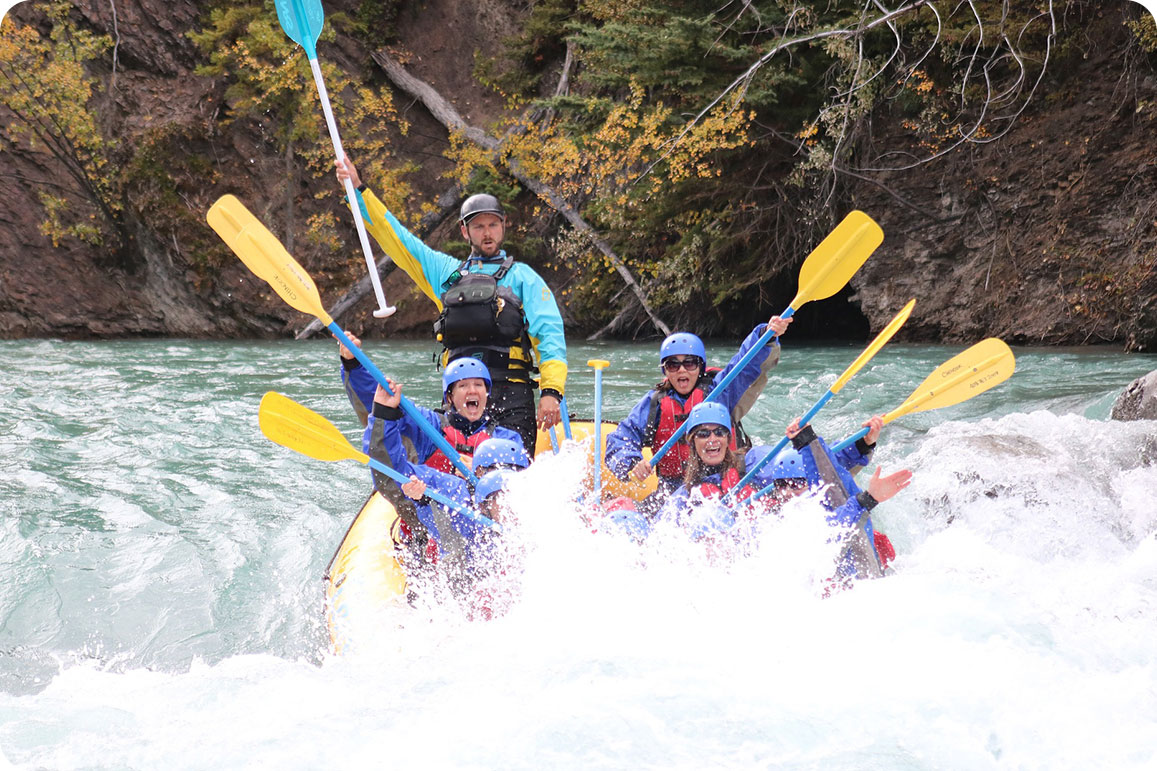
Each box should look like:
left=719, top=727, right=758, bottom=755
left=604, top=314, right=792, bottom=511
left=654, top=402, right=762, bottom=538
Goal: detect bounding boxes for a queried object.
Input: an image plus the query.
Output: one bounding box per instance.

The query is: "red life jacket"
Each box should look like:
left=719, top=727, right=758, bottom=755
left=645, top=371, right=744, bottom=480
left=425, top=413, right=491, bottom=474
left=695, top=467, right=754, bottom=502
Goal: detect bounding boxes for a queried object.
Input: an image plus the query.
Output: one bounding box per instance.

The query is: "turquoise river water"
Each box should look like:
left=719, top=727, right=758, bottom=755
left=1, top=336, right=1156, bottom=769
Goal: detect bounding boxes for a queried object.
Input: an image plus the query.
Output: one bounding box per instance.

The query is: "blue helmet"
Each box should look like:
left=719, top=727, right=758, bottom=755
left=474, top=469, right=514, bottom=506
left=472, top=437, right=530, bottom=471
left=659, top=333, right=705, bottom=367
left=683, top=402, right=732, bottom=438
left=768, top=447, right=808, bottom=482
left=443, top=357, right=492, bottom=397
left=744, top=445, right=805, bottom=485
left=743, top=445, right=777, bottom=484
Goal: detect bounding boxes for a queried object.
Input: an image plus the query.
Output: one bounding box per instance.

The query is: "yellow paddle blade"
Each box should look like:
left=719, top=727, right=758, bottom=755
left=258, top=391, right=369, bottom=465
left=887, top=338, right=1015, bottom=421
left=790, top=210, right=884, bottom=310
left=207, top=195, right=334, bottom=326
left=830, top=298, right=915, bottom=393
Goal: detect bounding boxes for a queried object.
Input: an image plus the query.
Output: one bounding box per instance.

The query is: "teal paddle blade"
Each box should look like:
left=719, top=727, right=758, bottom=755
left=274, top=0, right=325, bottom=58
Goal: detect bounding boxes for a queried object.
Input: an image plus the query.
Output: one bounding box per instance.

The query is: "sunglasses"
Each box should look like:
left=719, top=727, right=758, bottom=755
left=691, top=426, right=730, bottom=439
left=663, top=357, right=702, bottom=373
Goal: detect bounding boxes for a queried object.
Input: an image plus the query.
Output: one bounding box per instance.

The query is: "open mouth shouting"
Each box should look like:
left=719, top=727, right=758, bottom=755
left=692, top=425, right=729, bottom=465
left=451, top=378, right=489, bottom=422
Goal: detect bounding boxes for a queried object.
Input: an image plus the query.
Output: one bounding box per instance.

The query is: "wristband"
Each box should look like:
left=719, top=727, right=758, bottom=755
left=372, top=402, right=403, bottom=420
left=791, top=424, right=817, bottom=449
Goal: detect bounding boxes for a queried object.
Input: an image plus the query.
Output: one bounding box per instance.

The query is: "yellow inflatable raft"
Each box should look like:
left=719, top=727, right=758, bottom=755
left=324, top=421, right=659, bottom=652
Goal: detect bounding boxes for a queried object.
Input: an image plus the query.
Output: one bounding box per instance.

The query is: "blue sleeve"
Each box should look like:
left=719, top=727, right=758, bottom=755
left=341, top=362, right=378, bottom=428
left=826, top=496, right=869, bottom=529
left=706, top=324, right=778, bottom=411
left=363, top=401, right=444, bottom=465
left=399, top=403, right=443, bottom=464
left=604, top=391, right=656, bottom=478
left=383, top=419, right=474, bottom=525
left=356, top=188, right=460, bottom=307
left=795, top=434, right=861, bottom=497
left=406, top=465, right=484, bottom=549
left=834, top=440, right=873, bottom=474
left=379, top=417, right=420, bottom=479
left=506, top=263, right=567, bottom=392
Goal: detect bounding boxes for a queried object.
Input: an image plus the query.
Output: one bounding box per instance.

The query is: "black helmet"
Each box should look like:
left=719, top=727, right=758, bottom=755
left=459, top=193, right=505, bottom=225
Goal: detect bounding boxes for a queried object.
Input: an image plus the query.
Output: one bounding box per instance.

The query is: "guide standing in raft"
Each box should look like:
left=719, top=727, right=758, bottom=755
left=336, top=157, right=567, bottom=456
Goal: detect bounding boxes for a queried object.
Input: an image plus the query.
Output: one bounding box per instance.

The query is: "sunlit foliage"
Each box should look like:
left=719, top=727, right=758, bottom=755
left=0, top=1, right=122, bottom=252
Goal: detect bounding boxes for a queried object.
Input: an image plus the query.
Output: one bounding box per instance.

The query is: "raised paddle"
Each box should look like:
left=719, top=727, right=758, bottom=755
left=207, top=194, right=478, bottom=484
left=722, top=298, right=916, bottom=505
left=648, top=210, right=885, bottom=468
left=258, top=391, right=499, bottom=532
left=828, top=337, right=1017, bottom=453
left=273, top=0, right=395, bottom=318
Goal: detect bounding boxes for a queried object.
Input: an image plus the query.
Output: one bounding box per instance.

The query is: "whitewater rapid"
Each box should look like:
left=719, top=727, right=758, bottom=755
left=1, top=340, right=1155, bottom=769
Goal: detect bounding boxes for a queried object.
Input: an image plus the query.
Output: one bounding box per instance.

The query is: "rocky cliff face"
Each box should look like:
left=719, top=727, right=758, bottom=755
left=1, top=1, right=1155, bottom=349
left=851, top=7, right=1157, bottom=351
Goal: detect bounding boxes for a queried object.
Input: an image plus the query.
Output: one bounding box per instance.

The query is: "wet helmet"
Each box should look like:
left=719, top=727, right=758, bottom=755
left=743, top=445, right=802, bottom=486
left=474, top=469, right=514, bottom=506
left=443, top=357, right=492, bottom=397
left=683, top=401, right=732, bottom=438
left=472, top=437, right=531, bottom=471
left=743, top=445, right=776, bottom=484
left=768, top=447, right=808, bottom=482
left=659, top=332, right=706, bottom=364
left=459, top=193, right=505, bottom=225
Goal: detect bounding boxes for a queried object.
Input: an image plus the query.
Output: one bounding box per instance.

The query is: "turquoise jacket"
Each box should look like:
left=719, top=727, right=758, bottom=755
left=354, top=188, right=568, bottom=395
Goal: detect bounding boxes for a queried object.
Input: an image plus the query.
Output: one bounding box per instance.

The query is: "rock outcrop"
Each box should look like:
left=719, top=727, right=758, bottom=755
left=1111, top=370, right=1157, bottom=421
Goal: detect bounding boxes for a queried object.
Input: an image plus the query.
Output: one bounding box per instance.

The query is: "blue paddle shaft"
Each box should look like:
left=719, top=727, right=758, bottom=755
left=649, top=309, right=794, bottom=466
left=592, top=372, right=603, bottom=496
left=365, top=456, right=499, bottom=532
left=559, top=396, right=573, bottom=440
left=830, top=427, right=870, bottom=454
left=750, top=477, right=779, bottom=503
left=730, top=434, right=792, bottom=506
left=326, top=322, right=479, bottom=485
left=722, top=391, right=832, bottom=504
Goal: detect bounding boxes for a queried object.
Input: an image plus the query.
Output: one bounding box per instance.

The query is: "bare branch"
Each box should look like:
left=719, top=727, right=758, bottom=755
left=368, top=50, right=672, bottom=338
left=635, top=0, right=931, bottom=185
